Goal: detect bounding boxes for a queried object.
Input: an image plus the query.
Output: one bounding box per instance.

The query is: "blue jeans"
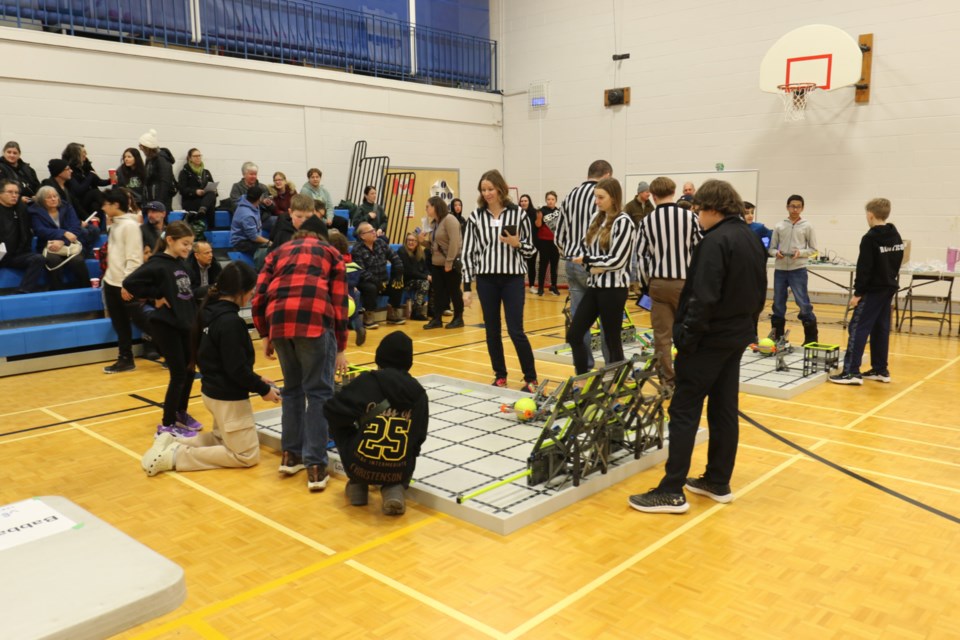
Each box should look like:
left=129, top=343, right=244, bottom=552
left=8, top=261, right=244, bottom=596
left=475, top=274, right=538, bottom=382
left=273, top=331, right=336, bottom=466
left=772, top=268, right=816, bottom=324
left=842, top=291, right=893, bottom=374
left=565, top=260, right=610, bottom=368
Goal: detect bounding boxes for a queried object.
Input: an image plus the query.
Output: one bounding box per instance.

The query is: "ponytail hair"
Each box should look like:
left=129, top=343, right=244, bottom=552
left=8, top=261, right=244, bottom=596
left=191, top=260, right=259, bottom=367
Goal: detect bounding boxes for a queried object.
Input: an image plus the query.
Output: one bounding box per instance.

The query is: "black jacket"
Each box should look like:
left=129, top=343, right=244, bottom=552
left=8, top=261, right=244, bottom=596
left=122, top=252, right=196, bottom=331
left=854, top=223, right=904, bottom=296
left=399, top=248, right=429, bottom=281
left=187, top=252, right=222, bottom=292
left=116, top=164, right=146, bottom=204
left=178, top=165, right=215, bottom=210
left=323, top=368, right=429, bottom=485
left=144, top=150, right=175, bottom=209
left=0, top=201, right=34, bottom=256
left=0, top=159, right=40, bottom=199
left=197, top=299, right=271, bottom=401
left=353, top=238, right=402, bottom=286
left=39, top=177, right=83, bottom=213
left=674, top=216, right=768, bottom=353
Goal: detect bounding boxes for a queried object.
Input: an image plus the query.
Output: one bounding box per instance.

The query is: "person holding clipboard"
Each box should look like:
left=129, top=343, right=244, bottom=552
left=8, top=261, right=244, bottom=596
left=461, top=169, right=539, bottom=392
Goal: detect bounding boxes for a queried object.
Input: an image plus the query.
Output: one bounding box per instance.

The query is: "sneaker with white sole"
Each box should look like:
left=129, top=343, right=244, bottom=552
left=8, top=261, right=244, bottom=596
left=828, top=372, right=863, bottom=385
left=142, top=433, right=177, bottom=476
left=685, top=476, right=734, bottom=503
left=307, top=465, right=329, bottom=492
left=861, top=368, right=891, bottom=383
left=175, top=411, right=203, bottom=432
left=628, top=489, right=689, bottom=514
left=279, top=451, right=305, bottom=475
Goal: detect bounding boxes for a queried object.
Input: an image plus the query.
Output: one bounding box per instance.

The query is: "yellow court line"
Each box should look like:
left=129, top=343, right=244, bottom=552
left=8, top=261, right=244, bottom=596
left=345, top=559, right=507, bottom=640
left=187, top=619, right=228, bottom=639
left=874, top=414, right=960, bottom=433
left=130, top=515, right=442, bottom=639
left=844, top=465, right=960, bottom=494
left=0, top=426, right=77, bottom=445
left=504, top=454, right=806, bottom=639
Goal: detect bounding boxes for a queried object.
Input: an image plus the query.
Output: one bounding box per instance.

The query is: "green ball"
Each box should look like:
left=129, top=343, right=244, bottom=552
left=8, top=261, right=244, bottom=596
left=348, top=297, right=356, bottom=317
left=514, top=397, right=538, bottom=420
left=757, top=337, right=775, bottom=354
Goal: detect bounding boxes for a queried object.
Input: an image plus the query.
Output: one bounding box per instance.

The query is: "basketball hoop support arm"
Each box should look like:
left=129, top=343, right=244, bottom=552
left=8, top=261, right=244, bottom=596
left=855, top=33, right=873, bottom=103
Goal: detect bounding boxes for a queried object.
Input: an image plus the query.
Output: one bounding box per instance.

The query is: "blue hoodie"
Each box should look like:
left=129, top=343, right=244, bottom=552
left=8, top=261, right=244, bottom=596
left=229, top=196, right=261, bottom=248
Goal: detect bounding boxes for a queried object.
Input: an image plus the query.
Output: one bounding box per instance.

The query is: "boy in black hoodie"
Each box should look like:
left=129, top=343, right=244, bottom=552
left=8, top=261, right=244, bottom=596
left=829, top=198, right=905, bottom=385
left=323, top=331, right=428, bottom=515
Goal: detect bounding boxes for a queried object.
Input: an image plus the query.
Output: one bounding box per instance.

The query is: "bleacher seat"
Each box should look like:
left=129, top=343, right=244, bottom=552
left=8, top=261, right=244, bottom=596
left=227, top=251, right=255, bottom=267
left=0, top=318, right=139, bottom=359
left=214, top=210, right=231, bottom=229
left=168, top=211, right=185, bottom=222
left=0, top=289, right=102, bottom=322
left=207, top=231, right=231, bottom=249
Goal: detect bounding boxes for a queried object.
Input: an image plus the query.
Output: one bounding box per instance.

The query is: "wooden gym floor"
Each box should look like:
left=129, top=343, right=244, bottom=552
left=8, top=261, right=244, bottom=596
left=1, top=295, right=958, bottom=639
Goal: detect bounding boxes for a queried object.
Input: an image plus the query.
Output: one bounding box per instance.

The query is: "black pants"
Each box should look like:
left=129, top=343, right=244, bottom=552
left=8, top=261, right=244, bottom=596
left=182, top=192, right=218, bottom=227
left=430, top=263, right=464, bottom=320
left=150, top=321, right=196, bottom=427
left=658, top=344, right=745, bottom=494
left=0, top=252, right=45, bottom=292
left=535, top=238, right=560, bottom=291
left=45, top=253, right=90, bottom=290
left=566, top=287, right=627, bottom=374
left=525, top=255, right=538, bottom=288
left=476, top=274, right=537, bottom=382
left=358, top=279, right=402, bottom=311
left=103, top=283, right=137, bottom=360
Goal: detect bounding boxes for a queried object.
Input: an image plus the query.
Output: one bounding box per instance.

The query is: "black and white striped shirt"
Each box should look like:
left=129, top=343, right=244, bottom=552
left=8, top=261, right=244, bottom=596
left=461, top=204, right=535, bottom=284
left=554, top=180, right=598, bottom=260
left=637, top=203, right=701, bottom=285
left=582, top=211, right=635, bottom=289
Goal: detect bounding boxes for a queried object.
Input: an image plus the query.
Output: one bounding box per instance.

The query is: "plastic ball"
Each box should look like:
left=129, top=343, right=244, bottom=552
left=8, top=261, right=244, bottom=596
left=514, top=398, right=538, bottom=421
left=348, top=297, right=356, bottom=318
left=756, top=337, right=776, bottom=354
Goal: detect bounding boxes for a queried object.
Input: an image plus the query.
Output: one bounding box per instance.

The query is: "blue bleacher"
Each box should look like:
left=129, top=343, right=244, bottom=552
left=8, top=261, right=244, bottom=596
left=0, top=289, right=102, bottom=322
left=207, top=230, right=231, bottom=249
left=227, top=251, right=255, bottom=267
left=214, top=210, right=231, bottom=229
left=0, top=318, right=140, bottom=358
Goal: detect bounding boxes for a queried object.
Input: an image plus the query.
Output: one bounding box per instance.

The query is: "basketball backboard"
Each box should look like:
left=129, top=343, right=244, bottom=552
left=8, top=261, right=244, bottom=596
left=760, top=24, right=863, bottom=93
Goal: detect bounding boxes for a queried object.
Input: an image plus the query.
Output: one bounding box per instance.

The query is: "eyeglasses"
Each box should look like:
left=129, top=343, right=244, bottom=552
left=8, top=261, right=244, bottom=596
left=359, top=229, right=375, bottom=235
left=191, top=154, right=202, bottom=159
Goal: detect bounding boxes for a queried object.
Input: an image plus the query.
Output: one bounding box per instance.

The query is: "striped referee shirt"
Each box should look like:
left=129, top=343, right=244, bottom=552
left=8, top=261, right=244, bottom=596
left=582, top=211, right=636, bottom=289
left=554, top=180, right=598, bottom=260
left=461, top=204, right=535, bottom=285
left=636, top=203, right=702, bottom=286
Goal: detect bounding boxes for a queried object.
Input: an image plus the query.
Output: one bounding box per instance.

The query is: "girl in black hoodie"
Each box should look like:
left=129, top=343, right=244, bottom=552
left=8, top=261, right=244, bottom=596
left=141, top=262, right=281, bottom=476
left=124, top=221, right=201, bottom=436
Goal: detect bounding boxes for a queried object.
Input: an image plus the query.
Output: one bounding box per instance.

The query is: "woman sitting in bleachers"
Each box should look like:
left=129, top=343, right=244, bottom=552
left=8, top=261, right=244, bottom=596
left=399, top=232, right=430, bottom=321
left=268, top=172, right=296, bottom=217
left=116, top=148, right=146, bottom=205
left=62, top=142, right=109, bottom=225
left=28, top=185, right=94, bottom=289
left=0, top=142, right=41, bottom=204
left=178, top=148, right=218, bottom=228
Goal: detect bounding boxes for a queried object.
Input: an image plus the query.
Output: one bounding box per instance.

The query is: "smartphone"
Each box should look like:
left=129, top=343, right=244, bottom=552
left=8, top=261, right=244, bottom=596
left=501, top=224, right=518, bottom=237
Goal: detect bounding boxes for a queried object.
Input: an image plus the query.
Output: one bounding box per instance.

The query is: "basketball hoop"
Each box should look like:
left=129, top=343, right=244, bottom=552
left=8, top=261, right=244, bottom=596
left=777, top=83, right=817, bottom=121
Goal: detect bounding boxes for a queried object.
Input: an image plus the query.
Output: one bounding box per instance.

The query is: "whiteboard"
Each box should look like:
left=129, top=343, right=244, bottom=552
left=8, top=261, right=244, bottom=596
left=623, top=170, right=760, bottom=208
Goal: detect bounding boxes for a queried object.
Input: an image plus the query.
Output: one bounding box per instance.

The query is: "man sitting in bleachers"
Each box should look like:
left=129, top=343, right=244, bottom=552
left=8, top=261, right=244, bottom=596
left=141, top=201, right=166, bottom=258
left=187, top=240, right=221, bottom=299
left=352, top=221, right=405, bottom=328
left=0, top=179, right=44, bottom=293
left=230, top=184, right=272, bottom=265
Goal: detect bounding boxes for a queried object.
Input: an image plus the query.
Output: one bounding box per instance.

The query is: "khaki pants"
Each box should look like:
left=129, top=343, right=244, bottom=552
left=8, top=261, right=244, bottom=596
left=173, top=394, right=261, bottom=471
left=649, top=277, right=685, bottom=386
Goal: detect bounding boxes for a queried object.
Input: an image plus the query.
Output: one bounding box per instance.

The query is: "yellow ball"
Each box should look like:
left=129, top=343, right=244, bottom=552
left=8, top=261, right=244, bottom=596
left=514, top=398, right=538, bottom=421
left=348, top=297, right=356, bottom=318
left=756, top=337, right=775, bottom=354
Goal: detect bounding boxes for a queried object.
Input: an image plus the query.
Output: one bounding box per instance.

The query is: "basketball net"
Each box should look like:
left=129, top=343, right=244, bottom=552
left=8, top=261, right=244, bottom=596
left=777, top=83, right=817, bottom=121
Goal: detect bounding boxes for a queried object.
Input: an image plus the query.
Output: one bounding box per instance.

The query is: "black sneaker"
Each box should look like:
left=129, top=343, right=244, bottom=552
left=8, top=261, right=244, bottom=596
left=103, top=359, right=135, bottom=374
left=279, top=451, right=305, bottom=475
left=307, top=465, right=329, bottom=492
left=685, top=476, right=734, bottom=503
left=628, top=489, right=689, bottom=514
left=861, top=369, right=891, bottom=383
left=828, top=372, right=863, bottom=385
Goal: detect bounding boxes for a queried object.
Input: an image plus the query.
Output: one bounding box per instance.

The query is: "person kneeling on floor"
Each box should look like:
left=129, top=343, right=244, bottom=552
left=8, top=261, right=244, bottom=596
left=142, top=261, right=281, bottom=476
left=323, top=331, right=428, bottom=515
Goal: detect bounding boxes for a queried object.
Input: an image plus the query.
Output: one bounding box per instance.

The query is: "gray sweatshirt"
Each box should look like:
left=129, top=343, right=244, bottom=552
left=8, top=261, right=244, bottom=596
left=769, top=217, right=817, bottom=271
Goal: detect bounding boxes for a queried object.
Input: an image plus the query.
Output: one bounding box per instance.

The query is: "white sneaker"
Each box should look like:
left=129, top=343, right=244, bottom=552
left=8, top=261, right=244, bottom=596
left=142, top=433, right=177, bottom=476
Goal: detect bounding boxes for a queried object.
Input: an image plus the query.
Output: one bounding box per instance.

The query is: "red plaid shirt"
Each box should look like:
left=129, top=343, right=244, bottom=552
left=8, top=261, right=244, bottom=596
left=252, top=237, right=348, bottom=352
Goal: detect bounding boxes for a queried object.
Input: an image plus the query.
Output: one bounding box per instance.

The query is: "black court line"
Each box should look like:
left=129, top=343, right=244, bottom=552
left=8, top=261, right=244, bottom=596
left=129, top=393, right=164, bottom=408
left=740, top=410, right=960, bottom=526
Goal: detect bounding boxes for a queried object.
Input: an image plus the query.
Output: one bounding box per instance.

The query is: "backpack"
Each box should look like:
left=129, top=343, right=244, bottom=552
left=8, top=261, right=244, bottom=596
left=159, top=148, right=179, bottom=198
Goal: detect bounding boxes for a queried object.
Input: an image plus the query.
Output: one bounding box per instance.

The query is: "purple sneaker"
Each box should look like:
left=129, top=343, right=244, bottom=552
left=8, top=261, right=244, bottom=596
left=156, top=424, right=192, bottom=438
left=175, top=411, right=203, bottom=432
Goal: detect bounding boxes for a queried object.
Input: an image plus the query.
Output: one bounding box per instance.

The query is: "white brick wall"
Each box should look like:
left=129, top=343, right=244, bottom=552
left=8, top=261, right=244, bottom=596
left=500, top=0, right=960, bottom=279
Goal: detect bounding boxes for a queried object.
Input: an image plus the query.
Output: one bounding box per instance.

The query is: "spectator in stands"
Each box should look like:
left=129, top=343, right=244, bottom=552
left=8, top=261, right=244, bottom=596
left=230, top=184, right=272, bottom=264
left=229, top=162, right=273, bottom=210
left=41, top=158, right=83, bottom=214
left=353, top=221, right=405, bottom=327
left=187, top=240, right=222, bottom=299
left=269, top=171, right=296, bottom=216
left=353, top=186, right=388, bottom=238
left=0, top=142, right=41, bottom=203
left=317, top=197, right=347, bottom=236
left=535, top=190, right=561, bottom=296
left=0, top=179, right=44, bottom=293
left=141, top=201, right=167, bottom=258
left=519, top=194, right=539, bottom=293
left=101, top=189, right=143, bottom=374
left=300, top=168, right=332, bottom=213
left=252, top=213, right=349, bottom=493
left=420, top=196, right=463, bottom=330
left=682, top=182, right=696, bottom=199
left=28, top=185, right=93, bottom=289
left=116, top=148, right=146, bottom=206
left=138, top=130, right=175, bottom=212
left=178, top=148, right=217, bottom=229
left=399, top=232, right=430, bottom=321
left=451, top=198, right=466, bottom=230
left=62, top=142, right=109, bottom=225
left=124, top=221, right=201, bottom=437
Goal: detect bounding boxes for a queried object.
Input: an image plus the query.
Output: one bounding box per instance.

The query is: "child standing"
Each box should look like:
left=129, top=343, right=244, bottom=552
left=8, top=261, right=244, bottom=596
left=829, top=198, right=904, bottom=385
left=101, top=189, right=143, bottom=373
left=323, top=331, right=428, bottom=515
left=141, top=262, right=282, bottom=476
left=769, top=195, right=818, bottom=343
left=124, top=221, right=201, bottom=435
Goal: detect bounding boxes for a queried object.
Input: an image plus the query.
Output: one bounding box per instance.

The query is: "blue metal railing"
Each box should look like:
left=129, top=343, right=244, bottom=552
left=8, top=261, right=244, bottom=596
left=0, top=0, right=498, bottom=92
